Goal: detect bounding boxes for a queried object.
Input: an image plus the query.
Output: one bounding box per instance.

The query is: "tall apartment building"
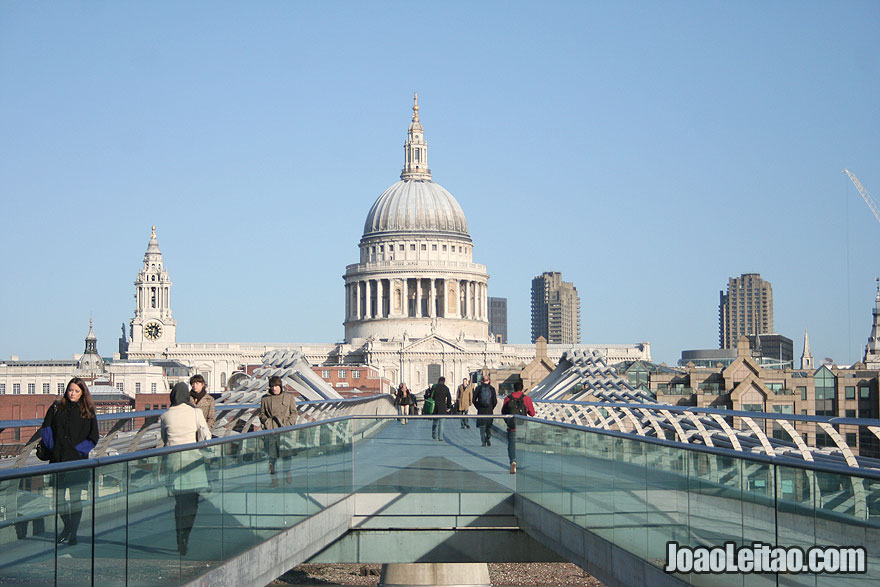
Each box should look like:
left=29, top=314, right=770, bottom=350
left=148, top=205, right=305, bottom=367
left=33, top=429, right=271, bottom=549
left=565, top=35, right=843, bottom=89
left=531, top=272, right=581, bottom=344
left=488, top=297, right=508, bottom=343
left=719, top=273, right=773, bottom=349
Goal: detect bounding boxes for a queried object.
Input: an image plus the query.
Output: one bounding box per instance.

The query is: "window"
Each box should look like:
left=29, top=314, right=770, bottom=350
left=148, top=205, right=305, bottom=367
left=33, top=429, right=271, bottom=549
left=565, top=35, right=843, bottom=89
left=421, top=244, right=427, bottom=251
left=135, top=382, right=141, bottom=393
left=321, top=370, right=330, bottom=378
left=338, top=370, right=346, bottom=378
left=398, top=244, right=404, bottom=251
left=845, top=409, right=856, bottom=418
left=772, top=405, right=793, bottom=414
left=845, top=386, right=855, bottom=399
left=161, top=404, right=167, bottom=409
left=117, top=382, right=124, bottom=392
left=27, top=383, right=35, bottom=394
left=410, top=244, right=415, bottom=251
left=797, top=386, right=807, bottom=400
left=42, top=383, right=50, bottom=394
left=352, top=370, right=360, bottom=378
left=766, top=382, right=782, bottom=392
left=860, top=386, right=871, bottom=399
left=742, top=403, right=763, bottom=412
left=145, top=404, right=151, bottom=411
left=846, top=433, right=857, bottom=447
left=151, top=383, right=157, bottom=393
left=432, top=244, right=437, bottom=251
left=442, top=245, right=447, bottom=251
left=0, top=384, right=4, bottom=394
left=58, top=382, right=64, bottom=394
left=815, top=369, right=835, bottom=400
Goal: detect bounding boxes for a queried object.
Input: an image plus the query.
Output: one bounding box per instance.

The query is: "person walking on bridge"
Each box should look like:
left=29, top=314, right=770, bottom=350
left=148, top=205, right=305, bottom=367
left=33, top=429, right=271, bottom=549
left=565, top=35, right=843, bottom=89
left=429, top=376, right=452, bottom=441
left=260, top=375, right=298, bottom=486
left=188, top=374, right=215, bottom=431
left=161, top=382, right=212, bottom=556
left=473, top=374, right=497, bottom=446
left=40, top=377, right=99, bottom=546
left=394, top=383, right=413, bottom=425
left=501, top=379, right=535, bottom=474
left=457, top=377, right=473, bottom=429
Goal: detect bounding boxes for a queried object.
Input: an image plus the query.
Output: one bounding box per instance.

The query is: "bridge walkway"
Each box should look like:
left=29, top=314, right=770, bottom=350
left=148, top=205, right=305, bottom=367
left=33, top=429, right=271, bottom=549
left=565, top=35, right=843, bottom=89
left=0, top=415, right=877, bottom=586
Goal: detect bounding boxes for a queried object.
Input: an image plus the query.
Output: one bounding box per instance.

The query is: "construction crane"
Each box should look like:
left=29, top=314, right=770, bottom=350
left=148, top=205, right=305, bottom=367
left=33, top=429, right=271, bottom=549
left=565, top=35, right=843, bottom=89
left=844, top=168, right=880, bottom=225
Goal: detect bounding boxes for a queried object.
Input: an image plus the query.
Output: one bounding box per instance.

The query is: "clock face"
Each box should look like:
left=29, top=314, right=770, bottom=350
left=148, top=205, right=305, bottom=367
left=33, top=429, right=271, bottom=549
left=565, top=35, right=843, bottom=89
left=145, top=322, right=163, bottom=340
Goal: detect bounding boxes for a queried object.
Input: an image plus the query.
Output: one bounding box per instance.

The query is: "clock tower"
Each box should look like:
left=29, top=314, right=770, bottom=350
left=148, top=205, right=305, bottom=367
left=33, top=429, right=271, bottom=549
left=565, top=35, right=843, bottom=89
left=129, top=226, right=177, bottom=356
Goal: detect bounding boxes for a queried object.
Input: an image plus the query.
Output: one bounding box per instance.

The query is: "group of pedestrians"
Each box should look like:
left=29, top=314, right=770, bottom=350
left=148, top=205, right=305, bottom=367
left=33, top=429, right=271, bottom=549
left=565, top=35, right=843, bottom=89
left=409, top=373, right=535, bottom=474
left=37, top=372, right=296, bottom=556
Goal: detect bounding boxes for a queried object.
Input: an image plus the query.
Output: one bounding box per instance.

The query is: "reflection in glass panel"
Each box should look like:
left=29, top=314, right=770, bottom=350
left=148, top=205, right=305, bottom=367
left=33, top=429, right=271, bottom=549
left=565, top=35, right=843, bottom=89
left=55, top=465, right=95, bottom=585
left=93, top=461, right=128, bottom=586
left=612, top=437, right=647, bottom=560
left=645, top=444, right=688, bottom=565
left=0, top=470, right=57, bottom=584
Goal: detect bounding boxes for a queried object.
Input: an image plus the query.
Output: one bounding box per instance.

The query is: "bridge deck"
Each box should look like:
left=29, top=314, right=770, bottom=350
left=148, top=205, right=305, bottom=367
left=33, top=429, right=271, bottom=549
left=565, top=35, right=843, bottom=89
left=0, top=416, right=877, bottom=586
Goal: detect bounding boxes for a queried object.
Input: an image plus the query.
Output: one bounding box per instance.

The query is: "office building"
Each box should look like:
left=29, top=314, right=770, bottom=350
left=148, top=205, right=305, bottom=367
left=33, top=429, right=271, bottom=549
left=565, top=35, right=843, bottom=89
left=719, top=273, right=773, bottom=349
left=531, top=272, right=580, bottom=344
left=488, top=297, right=508, bottom=343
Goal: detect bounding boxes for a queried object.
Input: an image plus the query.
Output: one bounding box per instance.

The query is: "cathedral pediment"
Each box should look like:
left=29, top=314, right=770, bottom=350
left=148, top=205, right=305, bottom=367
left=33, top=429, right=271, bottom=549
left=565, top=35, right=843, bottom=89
left=401, top=334, right=467, bottom=353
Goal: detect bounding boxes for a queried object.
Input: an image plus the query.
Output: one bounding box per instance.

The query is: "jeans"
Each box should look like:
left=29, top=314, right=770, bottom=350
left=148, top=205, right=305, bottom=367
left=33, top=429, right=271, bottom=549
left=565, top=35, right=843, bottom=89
left=479, top=424, right=492, bottom=445
left=507, top=428, right=517, bottom=464
left=459, top=412, right=470, bottom=428
left=432, top=418, right=444, bottom=439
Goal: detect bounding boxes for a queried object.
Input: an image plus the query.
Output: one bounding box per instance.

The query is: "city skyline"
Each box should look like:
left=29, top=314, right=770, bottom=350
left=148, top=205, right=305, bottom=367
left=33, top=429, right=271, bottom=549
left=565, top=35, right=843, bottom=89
left=2, top=2, right=879, bottom=366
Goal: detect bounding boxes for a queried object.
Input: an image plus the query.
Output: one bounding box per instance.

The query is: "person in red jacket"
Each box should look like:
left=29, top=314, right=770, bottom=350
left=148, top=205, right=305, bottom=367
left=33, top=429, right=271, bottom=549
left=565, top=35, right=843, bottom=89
left=501, top=379, right=535, bottom=474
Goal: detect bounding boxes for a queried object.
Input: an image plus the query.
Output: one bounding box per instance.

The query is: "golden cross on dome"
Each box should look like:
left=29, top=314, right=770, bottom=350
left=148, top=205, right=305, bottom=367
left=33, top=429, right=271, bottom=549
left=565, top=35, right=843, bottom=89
left=412, top=92, right=419, bottom=122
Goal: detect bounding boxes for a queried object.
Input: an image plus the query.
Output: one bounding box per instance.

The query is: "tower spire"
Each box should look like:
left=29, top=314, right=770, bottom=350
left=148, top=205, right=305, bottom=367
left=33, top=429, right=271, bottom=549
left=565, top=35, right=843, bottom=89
left=801, top=327, right=814, bottom=370
left=401, top=93, right=432, bottom=181
left=864, top=278, right=880, bottom=368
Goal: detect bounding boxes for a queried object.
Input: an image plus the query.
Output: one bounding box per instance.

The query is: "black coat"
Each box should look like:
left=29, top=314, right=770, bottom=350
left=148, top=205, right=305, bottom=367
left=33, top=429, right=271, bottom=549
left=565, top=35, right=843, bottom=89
left=430, top=383, right=452, bottom=414
left=473, top=383, right=497, bottom=415
left=41, top=402, right=99, bottom=464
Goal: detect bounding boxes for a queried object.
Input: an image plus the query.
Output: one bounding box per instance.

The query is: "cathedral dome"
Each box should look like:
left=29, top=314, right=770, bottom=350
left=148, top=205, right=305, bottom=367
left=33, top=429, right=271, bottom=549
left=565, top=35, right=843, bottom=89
left=363, top=179, right=470, bottom=238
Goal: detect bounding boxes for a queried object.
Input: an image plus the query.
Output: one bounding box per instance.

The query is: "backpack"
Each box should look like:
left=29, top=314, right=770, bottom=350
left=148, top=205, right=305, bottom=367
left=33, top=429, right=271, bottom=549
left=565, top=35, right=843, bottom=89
left=422, top=387, right=435, bottom=415
left=507, top=393, right=527, bottom=416
left=475, top=385, right=492, bottom=409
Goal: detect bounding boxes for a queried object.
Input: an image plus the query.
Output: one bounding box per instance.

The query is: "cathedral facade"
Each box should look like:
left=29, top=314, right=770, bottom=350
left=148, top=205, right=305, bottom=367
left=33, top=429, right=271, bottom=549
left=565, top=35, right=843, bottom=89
left=125, top=97, right=652, bottom=391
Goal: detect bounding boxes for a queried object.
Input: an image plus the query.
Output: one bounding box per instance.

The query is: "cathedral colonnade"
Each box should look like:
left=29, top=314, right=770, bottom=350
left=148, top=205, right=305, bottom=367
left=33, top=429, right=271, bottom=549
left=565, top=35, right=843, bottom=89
left=345, top=278, right=487, bottom=322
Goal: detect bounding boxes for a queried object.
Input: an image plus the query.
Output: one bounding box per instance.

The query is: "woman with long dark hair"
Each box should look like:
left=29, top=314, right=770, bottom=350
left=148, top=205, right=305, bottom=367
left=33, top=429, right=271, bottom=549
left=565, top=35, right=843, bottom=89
left=40, top=377, right=99, bottom=545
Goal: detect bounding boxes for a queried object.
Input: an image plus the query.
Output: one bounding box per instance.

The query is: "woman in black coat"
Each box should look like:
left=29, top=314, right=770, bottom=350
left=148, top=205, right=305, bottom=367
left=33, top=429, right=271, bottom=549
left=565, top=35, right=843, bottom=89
left=40, top=377, right=99, bottom=545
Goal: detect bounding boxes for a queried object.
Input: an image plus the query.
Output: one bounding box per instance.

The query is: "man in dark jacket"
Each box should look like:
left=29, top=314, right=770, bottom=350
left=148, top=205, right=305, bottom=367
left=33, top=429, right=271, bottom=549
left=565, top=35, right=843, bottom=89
left=429, top=376, right=451, bottom=441
left=473, top=374, right=497, bottom=446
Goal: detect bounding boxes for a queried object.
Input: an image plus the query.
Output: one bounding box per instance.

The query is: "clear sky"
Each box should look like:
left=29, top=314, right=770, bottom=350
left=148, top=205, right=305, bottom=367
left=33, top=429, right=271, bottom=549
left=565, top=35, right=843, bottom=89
left=2, top=1, right=879, bottom=367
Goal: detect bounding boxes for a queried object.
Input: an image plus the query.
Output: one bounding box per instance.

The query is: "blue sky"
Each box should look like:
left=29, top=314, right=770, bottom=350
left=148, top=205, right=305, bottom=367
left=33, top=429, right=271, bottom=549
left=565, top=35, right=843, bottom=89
left=2, top=1, right=879, bottom=366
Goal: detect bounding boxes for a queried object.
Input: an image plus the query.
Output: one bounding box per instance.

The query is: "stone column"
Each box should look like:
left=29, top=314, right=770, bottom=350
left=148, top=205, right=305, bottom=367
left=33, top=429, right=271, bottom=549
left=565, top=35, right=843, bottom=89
left=429, top=278, right=437, bottom=318
left=402, top=278, right=409, bottom=317
left=380, top=563, right=489, bottom=586
left=415, top=278, right=422, bottom=318
left=355, top=281, right=362, bottom=320
left=379, top=279, right=385, bottom=318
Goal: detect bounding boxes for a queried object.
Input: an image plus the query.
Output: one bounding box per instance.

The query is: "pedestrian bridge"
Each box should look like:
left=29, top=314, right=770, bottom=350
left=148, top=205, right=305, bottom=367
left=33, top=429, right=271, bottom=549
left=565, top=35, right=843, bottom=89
left=1, top=411, right=878, bottom=586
